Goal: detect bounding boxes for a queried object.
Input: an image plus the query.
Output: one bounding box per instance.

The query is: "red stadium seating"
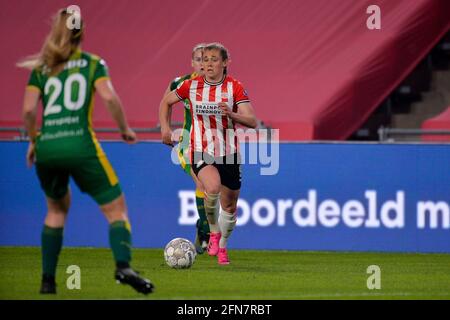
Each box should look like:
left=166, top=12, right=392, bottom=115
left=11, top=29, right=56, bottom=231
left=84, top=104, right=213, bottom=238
left=421, top=106, right=450, bottom=142
left=1, top=0, right=449, bottom=141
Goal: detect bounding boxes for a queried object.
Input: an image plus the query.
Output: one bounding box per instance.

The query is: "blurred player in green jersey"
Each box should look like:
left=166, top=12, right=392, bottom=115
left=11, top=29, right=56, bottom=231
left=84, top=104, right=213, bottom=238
left=18, top=8, right=153, bottom=295
left=162, top=44, right=210, bottom=254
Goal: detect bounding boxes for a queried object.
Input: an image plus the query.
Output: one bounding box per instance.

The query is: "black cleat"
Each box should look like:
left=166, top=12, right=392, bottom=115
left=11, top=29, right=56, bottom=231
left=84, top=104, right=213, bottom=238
left=40, top=275, right=56, bottom=294
left=115, top=268, right=154, bottom=295
left=199, top=231, right=210, bottom=253
left=194, top=233, right=204, bottom=254
left=195, top=219, right=210, bottom=254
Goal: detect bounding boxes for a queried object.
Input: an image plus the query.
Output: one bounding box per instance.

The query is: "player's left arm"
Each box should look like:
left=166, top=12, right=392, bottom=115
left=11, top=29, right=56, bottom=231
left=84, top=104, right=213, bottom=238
left=22, top=87, right=40, bottom=167
left=95, top=79, right=137, bottom=144
left=220, top=102, right=257, bottom=129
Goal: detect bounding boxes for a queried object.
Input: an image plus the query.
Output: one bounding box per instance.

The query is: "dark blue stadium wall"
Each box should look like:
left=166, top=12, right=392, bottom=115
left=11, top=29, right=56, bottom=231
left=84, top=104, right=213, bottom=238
left=1, top=141, right=449, bottom=253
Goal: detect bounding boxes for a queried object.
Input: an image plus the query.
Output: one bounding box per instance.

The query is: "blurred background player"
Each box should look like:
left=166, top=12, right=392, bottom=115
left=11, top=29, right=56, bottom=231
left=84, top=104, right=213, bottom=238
left=162, top=43, right=210, bottom=254
left=18, top=9, right=153, bottom=294
left=160, top=42, right=257, bottom=265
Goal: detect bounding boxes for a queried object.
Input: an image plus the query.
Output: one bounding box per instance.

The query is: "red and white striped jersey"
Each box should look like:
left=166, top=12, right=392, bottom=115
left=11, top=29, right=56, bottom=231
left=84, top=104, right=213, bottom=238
left=175, top=75, right=250, bottom=160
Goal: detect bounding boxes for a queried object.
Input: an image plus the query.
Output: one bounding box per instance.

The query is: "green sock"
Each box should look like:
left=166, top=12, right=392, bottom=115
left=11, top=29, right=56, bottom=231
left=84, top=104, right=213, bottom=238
left=109, top=221, right=132, bottom=266
left=41, top=225, right=63, bottom=277
left=195, top=192, right=210, bottom=235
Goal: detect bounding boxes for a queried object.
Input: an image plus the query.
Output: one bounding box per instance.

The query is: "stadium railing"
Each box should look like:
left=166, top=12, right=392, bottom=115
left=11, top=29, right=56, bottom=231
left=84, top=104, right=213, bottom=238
left=378, top=127, right=450, bottom=142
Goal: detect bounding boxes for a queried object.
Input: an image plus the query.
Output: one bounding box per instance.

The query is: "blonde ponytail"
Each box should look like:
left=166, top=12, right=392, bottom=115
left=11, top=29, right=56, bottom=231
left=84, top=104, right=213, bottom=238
left=17, top=9, right=84, bottom=74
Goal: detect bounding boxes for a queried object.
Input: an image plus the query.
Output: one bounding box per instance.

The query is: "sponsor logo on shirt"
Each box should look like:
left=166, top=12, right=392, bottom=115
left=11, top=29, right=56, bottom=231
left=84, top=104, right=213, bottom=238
left=194, top=103, right=222, bottom=115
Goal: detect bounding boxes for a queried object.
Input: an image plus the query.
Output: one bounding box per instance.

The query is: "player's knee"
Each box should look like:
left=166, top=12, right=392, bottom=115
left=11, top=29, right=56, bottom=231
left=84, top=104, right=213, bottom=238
left=101, top=195, right=126, bottom=214
left=46, top=209, right=68, bottom=218
left=101, top=204, right=128, bottom=223
left=45, top=210, right=68, bottom=227
left=205, top=185, right=221, bottom=195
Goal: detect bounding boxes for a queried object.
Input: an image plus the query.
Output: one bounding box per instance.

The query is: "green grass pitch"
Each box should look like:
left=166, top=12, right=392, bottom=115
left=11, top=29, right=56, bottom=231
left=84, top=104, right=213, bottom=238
left=0, top=247, right=449, bottom=300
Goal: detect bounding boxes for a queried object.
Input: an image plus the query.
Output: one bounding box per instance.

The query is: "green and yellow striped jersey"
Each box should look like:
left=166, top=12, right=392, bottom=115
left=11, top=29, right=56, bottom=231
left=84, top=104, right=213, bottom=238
left=27, top=49, right=109, bottom=161
left=170, top=72, right=197, bottom=152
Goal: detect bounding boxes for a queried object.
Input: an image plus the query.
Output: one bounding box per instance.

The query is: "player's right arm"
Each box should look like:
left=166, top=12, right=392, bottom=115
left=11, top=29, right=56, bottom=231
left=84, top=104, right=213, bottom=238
left=162, top=83, right=174, bottom=125
left=163, top=83, right=171, bottom=97
left=95, top=79, right=137, bottom=144
left=159, top=90, right=182, bottom=147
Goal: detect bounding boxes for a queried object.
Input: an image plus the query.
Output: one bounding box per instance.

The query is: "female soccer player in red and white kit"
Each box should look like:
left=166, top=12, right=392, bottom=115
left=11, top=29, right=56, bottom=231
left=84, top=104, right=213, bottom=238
left=159, top=43, right=257, bottom=265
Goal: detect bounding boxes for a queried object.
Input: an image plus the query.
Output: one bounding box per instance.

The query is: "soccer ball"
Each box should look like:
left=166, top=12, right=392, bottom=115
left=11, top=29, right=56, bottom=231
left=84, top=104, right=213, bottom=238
left=164, top=238, right=197, bottom=269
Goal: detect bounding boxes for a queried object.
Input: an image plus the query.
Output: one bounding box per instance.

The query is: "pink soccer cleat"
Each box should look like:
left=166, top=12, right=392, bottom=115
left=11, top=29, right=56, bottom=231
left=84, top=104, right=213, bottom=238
left=207, top=232, right=221, bottom=256
left=218, top=248, right=230, bottom=265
